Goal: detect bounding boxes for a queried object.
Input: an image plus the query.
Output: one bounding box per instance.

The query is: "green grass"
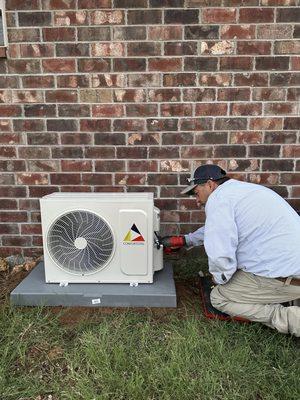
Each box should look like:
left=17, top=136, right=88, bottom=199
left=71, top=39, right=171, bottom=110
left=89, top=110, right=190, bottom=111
left=0, top=256, right=299, bottom=400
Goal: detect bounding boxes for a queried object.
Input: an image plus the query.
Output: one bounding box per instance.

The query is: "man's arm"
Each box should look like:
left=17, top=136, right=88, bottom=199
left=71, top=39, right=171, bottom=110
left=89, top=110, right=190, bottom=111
left=184, top=226, right=205, bottom=247
left=204, top=198, right=238, bottom=285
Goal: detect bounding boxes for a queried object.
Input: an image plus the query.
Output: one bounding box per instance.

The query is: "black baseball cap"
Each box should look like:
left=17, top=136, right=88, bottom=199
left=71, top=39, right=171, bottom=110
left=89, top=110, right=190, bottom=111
left=181, top=164, right=227, bottom=195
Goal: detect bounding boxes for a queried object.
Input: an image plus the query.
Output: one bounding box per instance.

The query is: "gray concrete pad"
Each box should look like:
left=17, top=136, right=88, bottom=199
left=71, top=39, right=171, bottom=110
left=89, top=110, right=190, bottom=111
left=10, top=262, right=177, bottom=308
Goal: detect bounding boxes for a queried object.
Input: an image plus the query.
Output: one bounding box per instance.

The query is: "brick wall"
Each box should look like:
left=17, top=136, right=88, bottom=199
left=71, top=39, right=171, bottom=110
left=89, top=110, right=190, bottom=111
left=0, top=0, right=300, bottom=257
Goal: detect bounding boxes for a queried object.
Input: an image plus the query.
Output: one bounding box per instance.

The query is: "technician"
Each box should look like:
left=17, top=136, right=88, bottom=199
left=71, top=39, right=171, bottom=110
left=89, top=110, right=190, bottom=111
left=161, top=164, right=300, bottom=336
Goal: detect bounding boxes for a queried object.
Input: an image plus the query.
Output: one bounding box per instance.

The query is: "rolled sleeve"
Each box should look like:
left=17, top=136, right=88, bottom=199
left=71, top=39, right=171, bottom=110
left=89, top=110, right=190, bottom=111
left=204, top=198, right=238, bottom=284
left=184, top=226, right=205, bottom=247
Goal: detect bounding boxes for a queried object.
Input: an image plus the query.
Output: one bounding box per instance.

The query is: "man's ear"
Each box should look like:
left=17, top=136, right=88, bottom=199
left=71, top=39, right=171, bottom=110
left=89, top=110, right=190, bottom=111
left=207, top=180, right=217, bottom=191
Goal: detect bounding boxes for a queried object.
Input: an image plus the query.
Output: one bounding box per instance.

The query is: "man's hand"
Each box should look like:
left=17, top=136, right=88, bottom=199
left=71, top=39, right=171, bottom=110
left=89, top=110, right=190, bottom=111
left=160, top=236, right=186, bottom=249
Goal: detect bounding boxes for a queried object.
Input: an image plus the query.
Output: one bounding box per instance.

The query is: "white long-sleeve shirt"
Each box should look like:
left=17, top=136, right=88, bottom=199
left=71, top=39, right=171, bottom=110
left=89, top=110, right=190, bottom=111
left=185, top=179, right=300, bottom=285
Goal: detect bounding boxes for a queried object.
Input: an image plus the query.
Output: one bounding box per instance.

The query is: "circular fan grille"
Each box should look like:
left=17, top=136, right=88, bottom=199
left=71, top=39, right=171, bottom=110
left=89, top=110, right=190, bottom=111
left=47, top=210, right=114, bottom=274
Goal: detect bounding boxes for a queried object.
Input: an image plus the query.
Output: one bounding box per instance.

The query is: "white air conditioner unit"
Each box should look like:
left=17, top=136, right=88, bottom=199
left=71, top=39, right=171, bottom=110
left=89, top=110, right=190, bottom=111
left=40, top=193, right=163, bottom=284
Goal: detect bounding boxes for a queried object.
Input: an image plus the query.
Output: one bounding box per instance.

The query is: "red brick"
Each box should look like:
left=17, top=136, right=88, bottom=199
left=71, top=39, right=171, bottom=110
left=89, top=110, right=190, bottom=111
left=214, top=145, right=246, bottom=158
left=91, top=42, right=125, bottom=57
left=12, top=90, right=44, bottom=104
left=228, top=159, right=260, bottom=172
left=287, top=88, right=300, bottom=101
left=292, top=57, right=300, bottom=70
left=0, top=105, right=22, bottom=117
left=162, top=132, right=193, bottom=145
left=282, top=145, right=300, bottom=158
left=115, top=174, right=146, bottom=186
left=255, top=57, right=289, bottom=71
left=2, top=236, right=31, bottom=246
left=61, top=160, right=93, bottom=172
left=17, top=173, right=48, bottom=185
left=27, top=133, right=58, bottom=145
left=165, top=9, right=199, bottom=24
left=220, top=24, right=255, bottom=40
left=161, top=104, right=193, bottom=117
left=82, top=174, right=112, bottom=185
left=27, top=160, right=59, bottom=172
left=262, top=160, right=294, bottom=171
left=0, top=133, right=23, bottom=145
left=215, top=118, right=247, bottom=131
left=148, top=174, right=178, bottom=185
left=181, top=146, right=213, bottom=159
left=113, top=58, right=146, bottom=72
left=50, top=173, right=81, bottom=185
left=257, top=25, right=293, bottom=40
left=56, top=43, right=89, bottom=57
left=42, top=0, right=76, bottom=9
left=128, top=161, right=158, bottom=172
left=0, top=147, right=17, bottom=158
left=237, top=42, right=271, bottom=55
left=8, top=28, right=41, bottom=42
left=230, top=103, right=262, bottom=116
left=0, top=199, right=18, bottom=210
left=78, top=0, right=111, bottom=7
left=78, top=27, right=111, bottom=41
left=0, top=224, right=19, bottom=234
left=180, top=118, right=213, bottom=131
left=127, top=10, right=162, bottom=24
left=202, top=8, right=237, bottom=23
left=0, top=187, right=27, bottom=197
left=195, top=132, right=228, bottom=145
left=281, top=173, right=300, bottom=185
left=218, top=88, right=250, bottom=101
left=7, top=60, right=41, bottom=74
left=264, top=131, right=296, bottom=144
left=164, top=42, right=196, bottom=56
left=250, top=118, right=283, bottom=130
left=19, top=12, right=52, bottom=26
left=47, top=119, right=78, bottom=132
left=183, top=88, right=215, bottom=102
left=239, top=8, right=274, bottom=23
left=270, top=73, right=300, bottom=86
left=148, top=26, right=183, bottom=41
left=18, top=147, right=50, bottom=159
left=113, top=119, right=145, bottom=131
left=21, top=224, right=42, bottom=235
left=185, top=25, right=219, bottom=40
left=127, top=133, right=159, bottom=146
left=60, top=133, right=92, bottom=145
left=20, top=44, right=55, bottom=58
left=220, top=57, right=252, bottom=71
left=85, top=147, right=115, bottom=158
left=116, top=0, right=146, bottom=6
left=149, top=58, right=182, bottom=72
left=274, top=41, right=300, bottom=55
left=0, top=160, right=26, bottom=171
left=199, top=73, right=232, bottom=87
left=90, top=10, right=124, bottom=25
left=149, top=146, right=179, bottom=159
left=0, top=212, right=28, bottom=222
left=195, top=103, right=227, bottom=116
left=264, top=103, right=298, bottom=115
left=25, top=104, right=56, bottom=117
left=284, top=117, right=300, bottom=130
left=114, top=89, right=146, bottom=103
left=51, top=147, right=83, bottom=158
left=43, top=27, right=76, bottom=41
left=22, top=76, right=55, bottom=88
left=92, top=104, right=124, bottom=117
left=57, top=75, right=89, bottom=88
left=249, top=145, right=280, bottom=158
left=277, top=8, right=300, bottom=22
left=95, top=133, right=125, bottom=145
left=148, top=118, right=178, bottom=132
left=6, top=0, right=40, bottom=10
left=234, top=73, right=268, bottom=87
left=58, top=104, right=90, bottom=117
left=28, top=186, right=59, bottom=197
left=45, top=90, right=78, bottom=103
left=230, top=132, right=262, bottom=144
left=117, top=147, right=147, bottom=159
left=42, top=59, right=76, bottom=73
left=149, top=89, right=181, bottom=102
left=54, top=11, right=88, bottom=25
left=185, top=57, right=218, bottom=71
left=252, top=88, right=286, bottom=101
left=126, top=104, right=158, bottom=117
left=79, top=119, right=110, bottom=132
left=95, top=160, right=125, bottom=172
left=163, top=73, right=196, bottom=87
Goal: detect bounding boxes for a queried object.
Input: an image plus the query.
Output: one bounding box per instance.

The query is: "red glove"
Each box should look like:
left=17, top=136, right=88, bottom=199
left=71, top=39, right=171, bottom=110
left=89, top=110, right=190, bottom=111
left=160, top=236, right=186, bottom=249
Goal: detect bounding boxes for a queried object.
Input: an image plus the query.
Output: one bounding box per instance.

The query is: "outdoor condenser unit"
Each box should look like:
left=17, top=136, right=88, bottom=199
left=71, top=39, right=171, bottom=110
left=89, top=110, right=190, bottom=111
left=40, top=193, right=163, bottom=284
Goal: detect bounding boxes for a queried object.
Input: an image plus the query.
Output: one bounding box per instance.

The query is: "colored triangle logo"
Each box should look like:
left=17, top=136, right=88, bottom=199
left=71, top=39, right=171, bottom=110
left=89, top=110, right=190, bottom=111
left=123, top=224, right=145, bottom=242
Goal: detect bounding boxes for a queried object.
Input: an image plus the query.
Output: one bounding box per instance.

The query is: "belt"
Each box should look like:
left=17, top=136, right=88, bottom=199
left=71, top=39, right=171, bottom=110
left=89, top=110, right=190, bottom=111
left=275, top=277, right=300, bottom=286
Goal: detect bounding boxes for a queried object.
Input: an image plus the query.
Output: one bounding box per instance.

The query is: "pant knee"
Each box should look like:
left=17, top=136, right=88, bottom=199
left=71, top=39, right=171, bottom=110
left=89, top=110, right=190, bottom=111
left=210, top=286, right=227, bottom=311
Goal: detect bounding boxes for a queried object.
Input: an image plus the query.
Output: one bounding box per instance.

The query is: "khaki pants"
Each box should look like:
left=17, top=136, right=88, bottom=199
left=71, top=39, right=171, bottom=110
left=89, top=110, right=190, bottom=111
left=210, top=270, right=300, bottom=337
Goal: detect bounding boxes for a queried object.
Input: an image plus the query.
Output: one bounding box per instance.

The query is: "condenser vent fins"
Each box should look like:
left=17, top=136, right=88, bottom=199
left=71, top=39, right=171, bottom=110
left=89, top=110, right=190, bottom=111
left=47, top=211, right=114, bottom=275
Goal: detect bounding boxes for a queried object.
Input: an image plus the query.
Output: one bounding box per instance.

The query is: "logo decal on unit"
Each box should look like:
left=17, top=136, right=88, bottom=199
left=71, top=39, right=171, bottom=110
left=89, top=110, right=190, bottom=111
left=123, top=223, right=145, bottom=245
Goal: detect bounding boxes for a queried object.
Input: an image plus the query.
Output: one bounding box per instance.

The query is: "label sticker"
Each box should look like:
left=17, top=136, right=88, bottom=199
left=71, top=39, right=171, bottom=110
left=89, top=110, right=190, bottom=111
left=123, top=223, right=145, bottom=243
left=92, top=298, right=101, bottom=305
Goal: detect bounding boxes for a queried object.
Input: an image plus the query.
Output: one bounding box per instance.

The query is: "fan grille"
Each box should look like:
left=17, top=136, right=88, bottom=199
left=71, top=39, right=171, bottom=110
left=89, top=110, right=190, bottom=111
left=47, top=210, right=114, bottom=274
